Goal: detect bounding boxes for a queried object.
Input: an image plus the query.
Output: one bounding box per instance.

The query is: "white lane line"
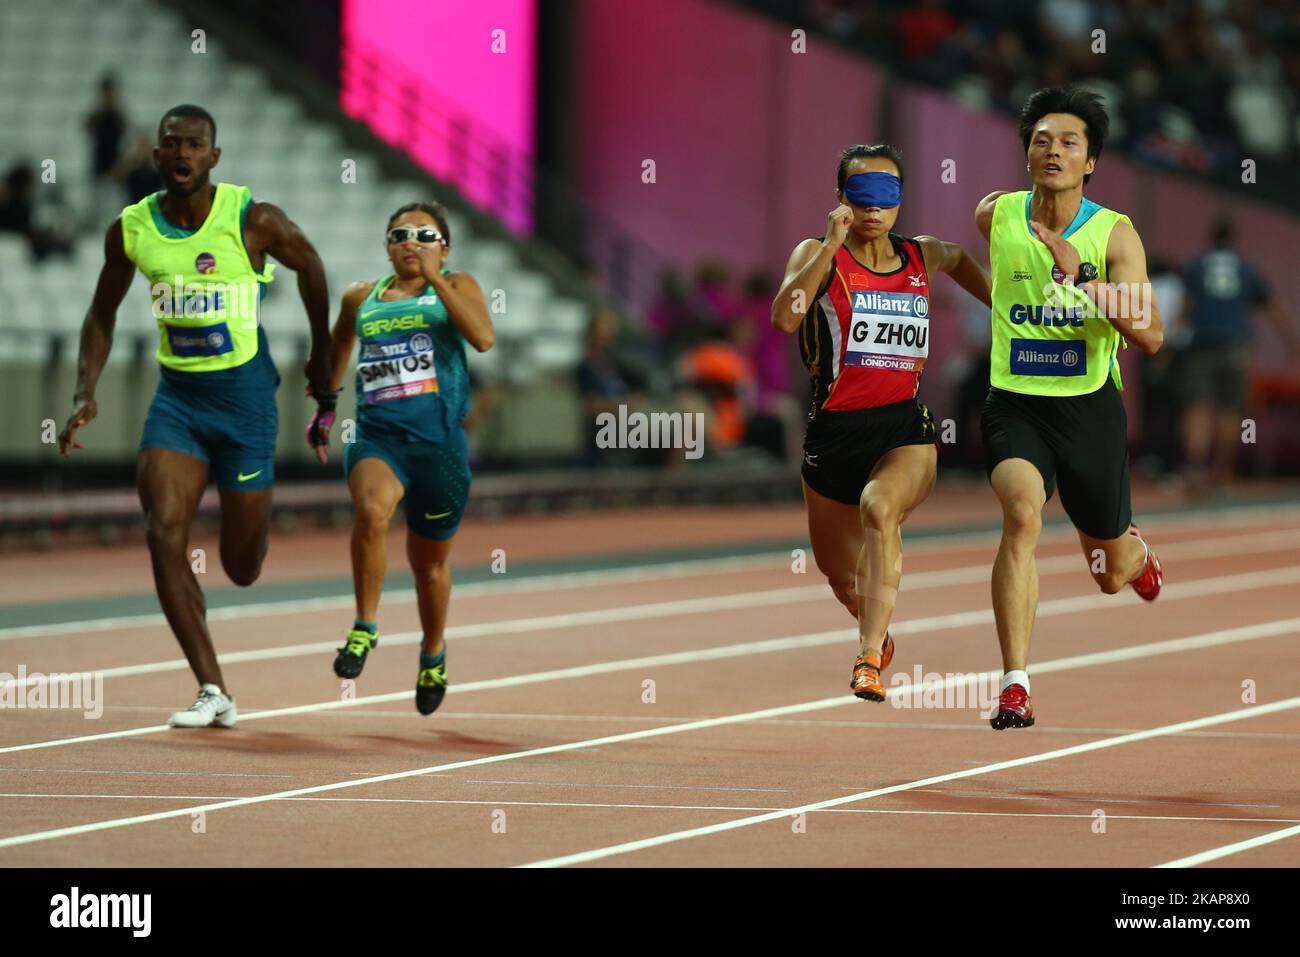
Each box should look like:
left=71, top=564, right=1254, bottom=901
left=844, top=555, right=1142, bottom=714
left=1155, top=822, right=1300, bottom=867
left=4, top=517, right=1295, bottom=641
left=1, top=619, right=1297, bottom=851
left=264, top=710, right=1300, bottom=741
left=0, top=766, right=294, bottom=779
left=0, top=629, right=864, bottom=754
left=0, top=582, right=864, bottom=689
left=460, top=780, right=790, bottom=792
left=1, top=793, right=1298, bottom=828
left=3, top=567, right=1299, bottom=757
left=905, top=789, right=1279, bottom=809
left=0, top=553, right=784, bottom=641
left=6, top=529, right=1298, bottom=692
left=1, top=525, right=1030, bottom=642
left=519, top=695, right=1300, bottom=868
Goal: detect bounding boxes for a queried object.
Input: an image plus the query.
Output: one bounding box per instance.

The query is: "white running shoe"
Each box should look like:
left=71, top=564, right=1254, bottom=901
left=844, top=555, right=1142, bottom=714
left=168, top=684, right=238, bottom=728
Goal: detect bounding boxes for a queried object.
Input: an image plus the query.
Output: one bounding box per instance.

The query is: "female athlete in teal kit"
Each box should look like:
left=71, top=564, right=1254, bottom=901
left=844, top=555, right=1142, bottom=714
left=307, top=201, right=495, bottom=714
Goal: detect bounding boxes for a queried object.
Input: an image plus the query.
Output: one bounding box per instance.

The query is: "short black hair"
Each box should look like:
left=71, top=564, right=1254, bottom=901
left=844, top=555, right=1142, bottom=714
left=158, top=104, right=217, bottom=144
left=837, top=144, right=905, bottom=190
left=387, top=200, right=451, bottom=247
left=1018, top=87, right=1108, bottom=184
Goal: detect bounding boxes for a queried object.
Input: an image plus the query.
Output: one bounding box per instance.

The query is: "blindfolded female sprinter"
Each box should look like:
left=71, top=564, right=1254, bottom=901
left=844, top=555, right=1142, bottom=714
left=772, top=145, right=991, bottom=701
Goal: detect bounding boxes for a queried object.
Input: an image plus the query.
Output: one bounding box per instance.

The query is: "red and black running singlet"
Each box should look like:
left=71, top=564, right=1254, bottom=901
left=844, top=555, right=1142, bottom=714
left=799, top=233, right=931, bottom=413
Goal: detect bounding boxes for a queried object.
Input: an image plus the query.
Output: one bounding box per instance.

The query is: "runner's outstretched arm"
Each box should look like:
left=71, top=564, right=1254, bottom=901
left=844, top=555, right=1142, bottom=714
left=245, top=201, right=333, bottom=391
left=305, top=281, right=371, bottom=465
left=915, top=235, right=992, bottom=307
left=59, top=217, right=134, bottom=455
left=326, top=281, right=369, bottom=392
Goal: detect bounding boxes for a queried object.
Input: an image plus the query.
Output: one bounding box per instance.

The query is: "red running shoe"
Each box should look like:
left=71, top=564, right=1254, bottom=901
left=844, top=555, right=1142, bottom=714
left=1128, top=525, right=1163, bottom=602
left=989, top=683, right=1034, bottom=730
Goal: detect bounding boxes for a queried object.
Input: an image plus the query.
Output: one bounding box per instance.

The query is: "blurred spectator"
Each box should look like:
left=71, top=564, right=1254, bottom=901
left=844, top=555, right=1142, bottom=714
left=0, top=161, right=74, bottom=262
left=692, top=259, right=742, bottom=336
left=898, top=0, right=959, bottom=62
left=29, top=185, right=77, bottom=262
left=647, top=268, right=695, bottom=357
left=1179, top=219, right=1300, bottom=494
left=84, top=73, right=127, bottom=227
left=677, top=321, right=786, bottom=462
left=115, top=132, right=164, bottom=205
left=0, top=163, right=35, bottom=236
left=1136, top=256, right=1187, bottom=477
left=740, top=0, right=1300, bottom=188
left=1120, top=61, right=1167, bottom=151
left=977, top=28, right=1034, bottom=112
left=575, top=306, right=652, bottom=467
left=945, top=289, right=993, bottom=473
left=738, top=269, right=803, bottom=463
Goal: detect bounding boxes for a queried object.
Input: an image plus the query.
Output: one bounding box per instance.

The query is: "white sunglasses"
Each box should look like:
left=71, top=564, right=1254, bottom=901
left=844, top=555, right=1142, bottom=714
left=386, top=226, right=444, bottom=245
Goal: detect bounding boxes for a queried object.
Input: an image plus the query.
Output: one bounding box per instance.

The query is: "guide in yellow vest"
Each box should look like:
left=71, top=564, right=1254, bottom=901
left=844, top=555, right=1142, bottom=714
left=973, top=88, right=1166, bottom=732
left=57, top=105, right=333, bottom=729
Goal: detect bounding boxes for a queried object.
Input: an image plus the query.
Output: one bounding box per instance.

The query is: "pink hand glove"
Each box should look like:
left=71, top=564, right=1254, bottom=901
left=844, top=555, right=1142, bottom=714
left=306, top=407, right=336, bottom=449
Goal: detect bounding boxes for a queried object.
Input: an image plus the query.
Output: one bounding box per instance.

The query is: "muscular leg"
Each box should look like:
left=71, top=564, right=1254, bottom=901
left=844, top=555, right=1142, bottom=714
left=1079, top=527, right=1146, bottom=594
left=989, top=458, right=1047, bottom=672
left=802, top=479, right=863, bottom=621
left=857, top=443, right=937, bottom=657
left=218, top=487, right=273, bottom=587
left=349, top=457, right=405, bottom=622
left=407, top=531, right=455, bottom=658
left=137, top=449, right=225, bottom=690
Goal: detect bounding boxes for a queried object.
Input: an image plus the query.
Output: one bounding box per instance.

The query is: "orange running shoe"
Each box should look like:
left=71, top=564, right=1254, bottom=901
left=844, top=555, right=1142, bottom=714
left=851, top=633, right=894, bottom=702
left=1128, top=525, right=1163, bottom=601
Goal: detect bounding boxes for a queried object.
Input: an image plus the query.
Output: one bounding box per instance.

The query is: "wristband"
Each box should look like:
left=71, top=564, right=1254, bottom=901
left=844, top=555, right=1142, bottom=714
left=310, top=388, right=340, bottom=413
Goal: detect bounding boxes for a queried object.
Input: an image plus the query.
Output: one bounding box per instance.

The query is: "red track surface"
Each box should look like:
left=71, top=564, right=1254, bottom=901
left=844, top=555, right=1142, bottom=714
left=1, top=489, right=1299, bottom=867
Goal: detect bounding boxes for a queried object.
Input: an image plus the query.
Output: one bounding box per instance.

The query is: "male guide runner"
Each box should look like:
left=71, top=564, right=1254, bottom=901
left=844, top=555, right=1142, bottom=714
left=59, top=105, right=333, bottom=728
left=975, top=87, right=1165, bottom=730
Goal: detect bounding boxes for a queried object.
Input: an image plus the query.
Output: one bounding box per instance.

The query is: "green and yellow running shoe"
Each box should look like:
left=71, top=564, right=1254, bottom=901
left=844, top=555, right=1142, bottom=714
left=416, top=663, right=448, bottom=715
left=333, top=628, right=379, bottom=679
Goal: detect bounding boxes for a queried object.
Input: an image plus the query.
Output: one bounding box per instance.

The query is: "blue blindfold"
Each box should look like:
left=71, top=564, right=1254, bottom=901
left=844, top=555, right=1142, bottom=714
left=843, top=171, right=902, bottom=209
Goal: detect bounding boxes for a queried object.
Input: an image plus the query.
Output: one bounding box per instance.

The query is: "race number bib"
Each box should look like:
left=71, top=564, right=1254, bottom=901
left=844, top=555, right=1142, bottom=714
left=358, top=331, right=439, bottom=404
left=844, top=291, right=929, bottom=372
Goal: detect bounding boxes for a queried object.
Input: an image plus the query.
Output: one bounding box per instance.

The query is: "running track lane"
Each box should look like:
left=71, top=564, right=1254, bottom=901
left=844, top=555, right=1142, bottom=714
left=0, top=509, right=1297, bottom=866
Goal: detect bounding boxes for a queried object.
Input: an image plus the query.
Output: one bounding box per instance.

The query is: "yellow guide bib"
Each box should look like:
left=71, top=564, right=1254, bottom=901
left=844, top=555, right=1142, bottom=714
left=989, top=190, right=1129, bottom=396
left=120, top=183, right=275, bottom=373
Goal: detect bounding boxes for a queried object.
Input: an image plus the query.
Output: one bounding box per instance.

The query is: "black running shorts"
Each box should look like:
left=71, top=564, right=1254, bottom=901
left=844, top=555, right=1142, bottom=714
left=801, top=398, right=936, bottom=506
left=981, top=378, right=1132, bottom=540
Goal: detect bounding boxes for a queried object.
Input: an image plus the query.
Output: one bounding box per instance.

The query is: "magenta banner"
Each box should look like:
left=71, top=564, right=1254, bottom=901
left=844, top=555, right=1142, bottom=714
left=340, top=0, right=537, bottom=232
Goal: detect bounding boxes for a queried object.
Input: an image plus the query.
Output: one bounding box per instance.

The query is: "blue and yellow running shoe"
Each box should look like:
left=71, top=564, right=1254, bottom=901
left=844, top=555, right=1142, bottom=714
left=334, top=628, right=379, bottom=679
left=416, top=662, right=448, bottom=715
